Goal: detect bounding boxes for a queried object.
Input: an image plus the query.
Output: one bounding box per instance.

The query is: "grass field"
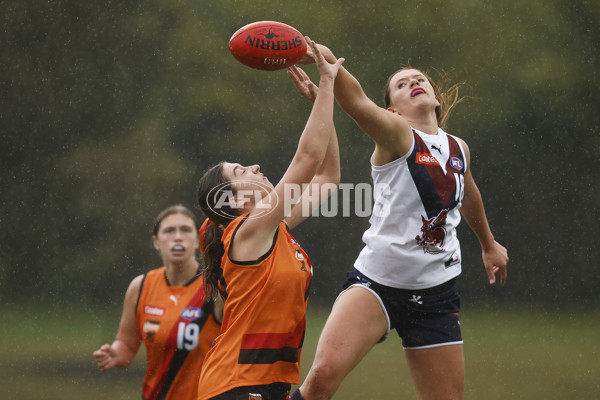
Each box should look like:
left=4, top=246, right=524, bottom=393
left=1, top=304, right=598, bottom=399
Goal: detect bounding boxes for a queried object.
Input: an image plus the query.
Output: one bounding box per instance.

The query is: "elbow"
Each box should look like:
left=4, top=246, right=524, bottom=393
left=330, top=171, right=341, bottom=186
left=117, top=352, right=136, bottom=369
left=297, top=148, right=326, bottom=170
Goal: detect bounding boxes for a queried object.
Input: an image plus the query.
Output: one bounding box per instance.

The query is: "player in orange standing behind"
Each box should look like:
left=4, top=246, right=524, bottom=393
left=93, top=204, right=223, bottom=400
left=195, top=38, right=344, bottom=400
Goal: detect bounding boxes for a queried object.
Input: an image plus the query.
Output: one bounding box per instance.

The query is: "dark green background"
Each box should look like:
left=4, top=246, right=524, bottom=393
left=2, top=0, right=598, bottom=309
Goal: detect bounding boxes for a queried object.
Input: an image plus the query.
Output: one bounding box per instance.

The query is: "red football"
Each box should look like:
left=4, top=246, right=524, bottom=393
left=229, top=21, right=307, bottom=71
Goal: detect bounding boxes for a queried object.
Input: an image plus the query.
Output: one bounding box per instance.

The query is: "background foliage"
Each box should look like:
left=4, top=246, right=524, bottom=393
left=2, top=0, right=599, bottom=311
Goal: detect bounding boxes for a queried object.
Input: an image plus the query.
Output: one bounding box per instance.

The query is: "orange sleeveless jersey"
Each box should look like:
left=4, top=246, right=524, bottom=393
left=136, top=267, right=221, bottom=400
left=197, top=216, right=313, bottom=399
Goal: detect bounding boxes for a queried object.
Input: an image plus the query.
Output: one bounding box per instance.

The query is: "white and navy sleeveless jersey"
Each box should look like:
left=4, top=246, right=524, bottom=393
left=354, top=127, right=467, bottom=289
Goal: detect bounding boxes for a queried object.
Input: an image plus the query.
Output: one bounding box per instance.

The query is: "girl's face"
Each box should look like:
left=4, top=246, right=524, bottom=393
left=386, top=69, right=440, bottom=115
left=221, top=162, right=273, bottom=211
left=152, top=213, right=199, bottom=263
left=223, top=162, right=273, bottom=189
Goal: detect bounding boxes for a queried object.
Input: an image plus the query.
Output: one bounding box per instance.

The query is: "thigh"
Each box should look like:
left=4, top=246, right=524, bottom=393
left=318, top=286, right=388, bottom=365
left=303, top=286, right=388, bottom=394
left=405, top=344, right=464, bottom=400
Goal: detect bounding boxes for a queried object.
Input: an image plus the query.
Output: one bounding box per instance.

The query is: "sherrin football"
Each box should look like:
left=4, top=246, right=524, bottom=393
left=229, top=21, right=307, bottom=71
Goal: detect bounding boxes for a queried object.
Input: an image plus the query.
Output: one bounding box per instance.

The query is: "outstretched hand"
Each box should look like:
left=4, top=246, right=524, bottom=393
left=307, top=36, right=344, bottom=81
left=296, top=40, right=335, bottom=65
left=287, top=37, right=344, bottom=102
left=287, top=65, right=318, bottom=103
left=296, top=41, right=315, bottom=65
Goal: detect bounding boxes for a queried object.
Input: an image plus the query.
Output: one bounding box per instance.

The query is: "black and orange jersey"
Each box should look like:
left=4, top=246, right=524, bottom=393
left=197, top=215, right=313, bottom=400
left=136, top=267, right=221, bottom=400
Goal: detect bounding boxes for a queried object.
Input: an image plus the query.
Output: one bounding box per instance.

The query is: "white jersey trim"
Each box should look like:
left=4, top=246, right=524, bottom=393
left=403, top=340, right=464, bottom=350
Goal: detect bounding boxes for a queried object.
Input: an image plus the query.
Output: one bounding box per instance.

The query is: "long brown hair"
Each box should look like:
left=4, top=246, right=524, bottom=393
left=196, top=162, right=240, bottom=299
left=383, top=65, right=466, bottom=130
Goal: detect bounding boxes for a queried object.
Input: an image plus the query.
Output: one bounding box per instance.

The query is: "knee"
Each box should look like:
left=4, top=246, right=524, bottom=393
left=302, top=361, right=341, bottom=399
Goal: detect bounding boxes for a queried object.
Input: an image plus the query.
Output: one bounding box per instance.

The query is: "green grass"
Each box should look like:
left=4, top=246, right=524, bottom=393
left=0, top=305, right=146, bottom=400
left=1, top=304, right=598, bottom=399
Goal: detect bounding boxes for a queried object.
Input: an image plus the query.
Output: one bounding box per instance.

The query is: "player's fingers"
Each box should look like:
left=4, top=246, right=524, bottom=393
left=287, top=70, right=308, bottom=94
left=500, top=266, right=507, bottom=286
left=96, top=357, right=107, bottom=369
left=99, top=356, right=115, bottom=370
left=296, top=65, right=310, bottom=81
left=486, top=266, right=496, bottom=284
left=306, top=37, right=322, bottom=61
left=286, top=65, right=297, bottom=75
left=93, top=346, right=108, bottom=358
left=286, top=67, right=301, bottom=83
left=290, top=64, right=310, bottom=84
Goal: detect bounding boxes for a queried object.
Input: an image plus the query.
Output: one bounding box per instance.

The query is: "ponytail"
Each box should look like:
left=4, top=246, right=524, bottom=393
left=201, top=223, right=225, bottom=299
left=430, top=69, right=467, bottom=131
left=197, top=162, right=239, bottom=299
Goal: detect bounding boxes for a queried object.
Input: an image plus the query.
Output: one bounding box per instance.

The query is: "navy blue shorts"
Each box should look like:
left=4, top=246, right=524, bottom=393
left=341, top=269, right=462, bottom=349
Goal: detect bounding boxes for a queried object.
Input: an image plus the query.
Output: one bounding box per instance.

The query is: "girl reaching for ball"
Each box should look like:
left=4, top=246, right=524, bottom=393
left=195, top=38, right=344, bottom=400
left=289, top=44, right=509, bottom=400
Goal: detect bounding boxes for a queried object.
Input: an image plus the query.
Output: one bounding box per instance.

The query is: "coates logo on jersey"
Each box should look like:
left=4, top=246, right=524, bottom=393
left=181, top=307, right=204, bottom=321
left=450, top=157, right=464, bottom=172
left=416, top=152, right=440, bottom=166
left=144, top=305, right=165, bottom=316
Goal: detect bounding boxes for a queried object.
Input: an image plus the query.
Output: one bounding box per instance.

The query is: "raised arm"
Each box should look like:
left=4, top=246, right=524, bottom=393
left=284, top=65, right=340, bottom=229
left=232, top=38, right=345, bottom=253
left=312, top=44, right=413, bottom=159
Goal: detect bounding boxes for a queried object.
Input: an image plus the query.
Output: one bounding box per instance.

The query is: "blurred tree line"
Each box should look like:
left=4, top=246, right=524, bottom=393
left=1, top=0, right=598, bottom=309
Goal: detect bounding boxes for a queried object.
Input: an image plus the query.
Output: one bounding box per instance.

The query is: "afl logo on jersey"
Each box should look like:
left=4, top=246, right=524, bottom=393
left=450, top=157, right=463, bottom=171
left=180, top=307, right=203, bottom=321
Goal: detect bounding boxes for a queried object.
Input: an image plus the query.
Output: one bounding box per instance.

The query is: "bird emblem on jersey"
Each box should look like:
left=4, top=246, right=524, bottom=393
left=415, top=209, right=448, bottom=254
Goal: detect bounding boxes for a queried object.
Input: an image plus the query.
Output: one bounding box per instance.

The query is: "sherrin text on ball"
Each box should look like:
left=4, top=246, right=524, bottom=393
left=229, top=21, right=307, bottom=71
